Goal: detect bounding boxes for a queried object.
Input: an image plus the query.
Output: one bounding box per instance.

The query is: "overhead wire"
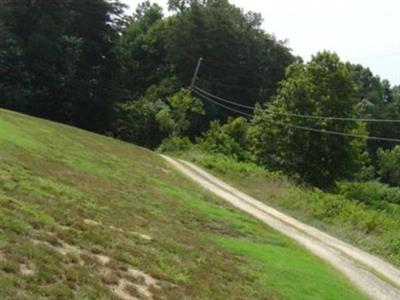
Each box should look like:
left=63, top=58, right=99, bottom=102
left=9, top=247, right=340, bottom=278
left=191, top=89, right=254, bottom=118
left=192, top=87, right=400, bottom=143
left=194, top=86, right=254, bottom=110
left=194, top=85, right=400, bottom=124
left=197, top=77, right=276, bottom=92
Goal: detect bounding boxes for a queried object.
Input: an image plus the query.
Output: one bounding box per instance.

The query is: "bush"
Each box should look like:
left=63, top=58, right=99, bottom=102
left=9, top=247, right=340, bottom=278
left=280, top=188, right=388, bottom=234
left=193, top=153, right=266, bottom=176
left=158, top=136, right=193, bottom=153
left=197, top=117, right=251, bottom=161
left=377, top=146, right=400, bottom=186
left=112, top=97, right=168, bottom=149
left=156, top=89, right=204, bottom=137
left=113, top=88, right=203, bottom=150
left=337, top=181, right=400, bottom=207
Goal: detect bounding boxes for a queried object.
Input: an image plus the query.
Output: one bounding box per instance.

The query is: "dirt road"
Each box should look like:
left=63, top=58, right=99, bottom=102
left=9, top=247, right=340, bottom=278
left=161, top=155, right=400, bottom=300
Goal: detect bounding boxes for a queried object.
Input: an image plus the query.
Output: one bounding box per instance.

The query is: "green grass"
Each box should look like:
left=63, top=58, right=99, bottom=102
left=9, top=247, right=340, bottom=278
left=213, top=237, right=365, bottom=300
left=184, top=152, right=400, bottom=268
left=0, top=109, right=367, bottom=299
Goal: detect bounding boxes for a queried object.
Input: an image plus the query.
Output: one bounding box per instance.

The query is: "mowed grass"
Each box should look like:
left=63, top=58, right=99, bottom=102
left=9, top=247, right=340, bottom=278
left=0, top=109, right=367, bottom=299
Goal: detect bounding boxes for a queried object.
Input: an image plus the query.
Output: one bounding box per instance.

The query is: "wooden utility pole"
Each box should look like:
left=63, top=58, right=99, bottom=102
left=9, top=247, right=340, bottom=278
left=190, top=57, right=203, bottom=90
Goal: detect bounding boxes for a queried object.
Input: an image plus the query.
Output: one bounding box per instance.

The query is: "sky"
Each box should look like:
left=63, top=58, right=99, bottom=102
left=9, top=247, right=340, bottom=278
left=122, top=0, right=400, bottom=85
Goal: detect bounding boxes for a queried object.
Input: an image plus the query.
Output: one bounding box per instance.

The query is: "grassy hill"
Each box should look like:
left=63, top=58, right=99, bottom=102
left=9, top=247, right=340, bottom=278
left=0, top=109, right=367, bottom=299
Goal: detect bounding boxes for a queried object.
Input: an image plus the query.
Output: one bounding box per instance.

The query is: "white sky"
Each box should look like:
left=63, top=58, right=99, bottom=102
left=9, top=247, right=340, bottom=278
left=122, top=0, right=400, bottom=85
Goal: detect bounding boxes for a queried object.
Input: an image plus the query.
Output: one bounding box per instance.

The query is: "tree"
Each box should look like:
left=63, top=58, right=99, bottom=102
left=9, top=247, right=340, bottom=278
left=165, top=0, right=295, bottom=125
left=349, top=64, right=400, bottom=160
left=156, top=88, right=204, bottom=137
left=393, top=85, right=400, bottom=102
left=113, top=88, right=203, bottom=148
left=0, top=33, right=32, bottom=111
left=117, top=1, right=170, bottom=99
left=0, top=0, right=75, bottom=119
left=66, top=0, right=127, bottom=132
left=0, top=0, right=126, bottom=133
left=251, top=52, right=364, bottom=187
left=377, top=146, right=400, bottom=187
left=198, top=117, right=251, bottom=160
left=113, top=93, right=168, bottom=149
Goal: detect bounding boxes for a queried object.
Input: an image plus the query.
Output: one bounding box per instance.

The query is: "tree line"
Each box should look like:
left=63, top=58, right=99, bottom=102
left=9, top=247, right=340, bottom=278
left=1, top=0, right=400, bottom=187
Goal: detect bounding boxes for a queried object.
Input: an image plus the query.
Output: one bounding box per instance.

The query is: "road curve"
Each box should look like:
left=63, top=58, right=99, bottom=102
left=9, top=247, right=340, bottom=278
left=161, top=155, right=400, bottom=300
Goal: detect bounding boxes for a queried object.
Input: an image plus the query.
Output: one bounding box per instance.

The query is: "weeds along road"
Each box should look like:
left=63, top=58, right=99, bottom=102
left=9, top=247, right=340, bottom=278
left=161, top=155, right=400, bottom=300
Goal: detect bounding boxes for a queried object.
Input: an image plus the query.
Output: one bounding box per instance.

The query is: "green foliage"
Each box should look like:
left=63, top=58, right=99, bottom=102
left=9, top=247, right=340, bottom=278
left=198, top=117, right=251, bottom=161
left=393, top=85, right=400, bottom=102
left=377, top=146, right=400, bottom=186
left=120, top=0, right=294, bottom=128
left=0, top=0, right=126, bottom=132
left=349, top=64, right=400, bottom=160
left=113, top=88, right=202, bottom=148
left=251, top=51, right=364, bottom=187
left=187, top=152, right=277, bottom=178
left=337, top=181, right=400, bottom=209
left=156, top=89, right=204, bottom=137
left=2, top=0, right=400, bottom=189
left=0, top=37, right=32, bottom=110
left=117, top=1, right=169, bottom=99
left=348, top=124, right=375, bottom=181
left=112, top=95, right=167, bottom=149
left=158, top=136, right=193, bottom=153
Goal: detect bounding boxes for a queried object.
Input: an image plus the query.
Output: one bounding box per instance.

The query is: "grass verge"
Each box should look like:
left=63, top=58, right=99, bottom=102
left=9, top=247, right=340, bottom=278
left=183, top=152, right=400, bottom=268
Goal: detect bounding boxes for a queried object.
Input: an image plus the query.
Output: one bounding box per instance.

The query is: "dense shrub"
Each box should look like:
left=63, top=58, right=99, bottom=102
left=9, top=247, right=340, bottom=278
left=337, top=181, right=400, bottom=207
left=377, top=146, right=400, bottom=186
left=192, top=153, right=268, bottom=176
left=113, top=97, right=168, bottom=149
left=156, top=89, right=204, bottom=137
left=281, top=188, right=396, bottom=235
left=158, top=136, right=193, bottom=153
left=198, top=117, right=251, bottom=161
left=113, top=88, right=203, bottom=149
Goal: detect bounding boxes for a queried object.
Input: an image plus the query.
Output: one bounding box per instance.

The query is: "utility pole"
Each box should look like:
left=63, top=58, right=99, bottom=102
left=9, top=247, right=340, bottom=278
left=190, top=57, right=203, bottom=90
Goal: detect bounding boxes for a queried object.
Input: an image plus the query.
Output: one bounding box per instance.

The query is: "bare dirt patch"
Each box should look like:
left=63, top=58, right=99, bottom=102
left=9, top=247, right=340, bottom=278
left=109, top=225, right=124, bottom=233
left=96, top=254, right=111, bottom=265
left=84, top=219, right=102, bottom=226
left=31, top=234, right=160, bottom=300
left=20, top=264, right=35, bottom=276
left=111, top=269, right=160, bottom=300
left=131, top=232, right=153, bottom=241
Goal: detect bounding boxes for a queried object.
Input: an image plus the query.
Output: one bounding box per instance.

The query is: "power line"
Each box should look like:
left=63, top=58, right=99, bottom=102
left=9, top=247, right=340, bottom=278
left=193, top=87, right=400, bottom=143
left=270, top=118, right=400, bottom=143
left=194, top=86, right=254, bottom=110
left=192, top=89, right=253, bottom=118
left=194, top=85, right=400, bottom=124
left=197, top=77, right=276, bottom=92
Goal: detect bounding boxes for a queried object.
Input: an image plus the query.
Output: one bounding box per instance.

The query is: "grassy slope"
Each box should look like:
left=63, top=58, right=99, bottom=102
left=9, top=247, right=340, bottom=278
left=185, top=153, right=400, bottom=268
left=0, top=109, right=366, bottom=300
